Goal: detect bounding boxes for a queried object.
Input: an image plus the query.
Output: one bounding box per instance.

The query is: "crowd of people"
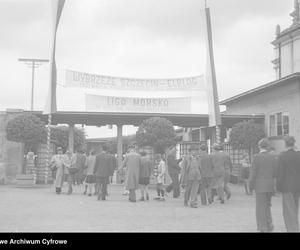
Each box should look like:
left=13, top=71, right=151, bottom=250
left=48, top=143, right=233, bottom=207
left=48, top=135, right=300, bottom=232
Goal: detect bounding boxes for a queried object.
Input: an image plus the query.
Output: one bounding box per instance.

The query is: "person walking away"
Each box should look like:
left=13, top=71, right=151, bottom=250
left=218, top=145, right=232, bottom=200
left=211, top=143, right=231, bottom=204
left=165, top=146, right=181, bottom=198
left=108, top=151, right=117, bottom=185
left=199, top=144, right=214, bottom=205
left=84, top=150, right=96, bottom=196
left=106, top=150, right=117, bottom=196
left=73, top=150, right=87, bottom=185
left=139, top=151, right=152, bottom=201
left=240, top=153, right=252, bottom=195
left=64, top=150, right=77, bottom=195
left=121, top=152, right=129, bottom=196
left=154, top=154, right=167, bottom=201
left=93, top=145, right=114, bottom=201
left=182, top=146, right=202, bottom=208
left=249, top=138, right=278, bottom=232
left=181, top=149, right=192, bottom=206
left=49, top=147, right=66, bottom=194
left=276, top=136, right=300, bottom=232
left=120, top=146, right=141, bottom=202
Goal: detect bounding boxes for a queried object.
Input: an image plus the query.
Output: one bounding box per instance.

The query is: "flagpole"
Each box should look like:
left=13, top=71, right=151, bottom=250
left=204, top=4, right=222, bottom=144
left=44, top=0, right=65, bottom=184
left=46, top=114, right=51, bottom=184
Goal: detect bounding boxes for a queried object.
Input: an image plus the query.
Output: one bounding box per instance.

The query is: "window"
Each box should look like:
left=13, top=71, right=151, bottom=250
left=277, top=113, right=283, bottom=136
left=283, top=112, right=289, bottom=135
left=269, top=115, right=276, bottom=136
left=269, top=112, right=289, bottom=136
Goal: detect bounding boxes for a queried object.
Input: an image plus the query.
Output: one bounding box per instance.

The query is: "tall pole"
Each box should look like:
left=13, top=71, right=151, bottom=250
left=45, top=114, right=52, bottom=185
left=31, top=61, right=35, bottom=111
left=18, top=58, right=49, bottom=111
left=204, top=5, right=222, bottom=144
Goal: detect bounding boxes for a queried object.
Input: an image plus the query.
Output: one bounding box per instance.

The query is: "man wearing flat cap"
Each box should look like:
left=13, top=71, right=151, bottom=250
left=249, top=138, right=278, bottom=232
left=211, top=143, right=232, bottom=204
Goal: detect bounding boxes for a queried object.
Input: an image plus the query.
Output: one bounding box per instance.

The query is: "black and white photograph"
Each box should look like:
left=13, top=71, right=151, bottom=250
left=0, top=0, right=300, bottom=239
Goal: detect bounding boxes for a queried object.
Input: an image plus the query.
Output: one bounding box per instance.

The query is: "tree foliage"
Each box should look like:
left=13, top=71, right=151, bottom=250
left=5, top=114, right=46, bottom=152
left=104, top=134, right=136, bottom=154
left=5, top=114, right=86, bottom=153
left=136, top=117, right=176, bottom=153
left=229, top=120, right=266, bottom=151
left=50, top=126, right=86, bottom=152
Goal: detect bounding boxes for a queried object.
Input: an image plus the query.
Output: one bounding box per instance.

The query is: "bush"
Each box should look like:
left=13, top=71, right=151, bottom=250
left=5, top=114, right=46, bottom=152
left=50, top=126, right=86, bottom=152
left=136, top=117, right=176, bottom=154
left=229, top=119, right=266, bottom=155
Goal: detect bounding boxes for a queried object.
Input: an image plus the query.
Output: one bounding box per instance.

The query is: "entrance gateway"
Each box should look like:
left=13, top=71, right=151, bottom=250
left=39, top=1, right=261, bottom=184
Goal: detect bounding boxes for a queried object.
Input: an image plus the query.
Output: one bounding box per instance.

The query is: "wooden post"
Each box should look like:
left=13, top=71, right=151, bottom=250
left=117, top=124, right=123, bottom=184
left=68, top=124, right=75, bottom=153
left=45, top=114, right=52, bottom=184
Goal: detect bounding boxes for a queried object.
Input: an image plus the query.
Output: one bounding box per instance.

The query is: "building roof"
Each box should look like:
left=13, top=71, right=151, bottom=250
left=5, top=110, right=264, bottom=128
left=271, top=23, right=300, bottom=45
left=219, top=73, right=300, bottom=106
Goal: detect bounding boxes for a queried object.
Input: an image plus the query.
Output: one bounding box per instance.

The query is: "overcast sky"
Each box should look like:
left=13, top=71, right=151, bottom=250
left=0, top=0, right=294, bottom=138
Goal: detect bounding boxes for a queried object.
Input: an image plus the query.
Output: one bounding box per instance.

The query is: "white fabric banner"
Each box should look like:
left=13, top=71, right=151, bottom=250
left=43, top=0, right=65, bottom=114
left=66, top=70, right=206, bottom=91
left=85, top=94, right=192, bottom=113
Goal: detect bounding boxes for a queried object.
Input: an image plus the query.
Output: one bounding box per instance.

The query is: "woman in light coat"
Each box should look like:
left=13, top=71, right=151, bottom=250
left=49, top=147, right=66, bottom=194
left=121, top=146, right=142, bottom=202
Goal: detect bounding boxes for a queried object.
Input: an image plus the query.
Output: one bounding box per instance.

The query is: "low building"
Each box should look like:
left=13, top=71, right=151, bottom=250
left=221, top=2, right=300, bottom=152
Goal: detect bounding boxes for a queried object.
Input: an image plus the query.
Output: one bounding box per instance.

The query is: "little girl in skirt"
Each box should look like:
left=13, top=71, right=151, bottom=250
left=154, top=155, right=166, bottom=201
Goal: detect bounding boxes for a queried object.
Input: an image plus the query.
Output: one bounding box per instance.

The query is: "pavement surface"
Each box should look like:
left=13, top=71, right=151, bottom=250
left=0, top=183, right=287, bottom=232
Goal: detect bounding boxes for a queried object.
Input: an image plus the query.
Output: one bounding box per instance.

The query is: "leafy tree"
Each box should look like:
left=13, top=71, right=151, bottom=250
left=5, top=114, right=46, bottom=153
left=229, top=119, right=266, bottom=156
left=50, top=126, right=86, bottom=152
left=136, top=117, right=176, bottom=154
left=105, top=134, right=136, bottom=154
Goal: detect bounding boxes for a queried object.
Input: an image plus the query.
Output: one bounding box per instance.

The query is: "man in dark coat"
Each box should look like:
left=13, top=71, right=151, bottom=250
left=211, top=143, right=231, bottom=204
left=198, top=144, right=214, bottom=205
left=277, top=136, right=300, bottom=232
left=249, top=138, right=278, bottom=232
left=93, top=145, right=114, bottom=201
left=181, top=146, right=202, bottom=208
left=121, top=146, right=142, bottom=202
left=165, top=146, right=181, bottom=198
left=73, top=149, right=87, bottom=185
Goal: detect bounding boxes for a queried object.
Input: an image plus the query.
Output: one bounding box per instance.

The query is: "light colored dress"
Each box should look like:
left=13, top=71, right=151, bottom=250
left=157, top=160, right=166, bottom=184
left=86, top=155, right=96, bottom=175
left=50, top=154, right=68, bottom=188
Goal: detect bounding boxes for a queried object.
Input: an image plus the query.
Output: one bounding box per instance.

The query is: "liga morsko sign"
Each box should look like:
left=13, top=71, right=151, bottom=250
left=66, top=70, right=206, bottom=91
left=85, top=94, right=192, bottom=113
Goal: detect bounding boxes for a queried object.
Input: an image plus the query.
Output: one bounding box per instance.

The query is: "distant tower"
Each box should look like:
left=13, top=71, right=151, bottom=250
left=271, top=0, right=300, bottom=79
left=290, top=0, right=300, bottom=24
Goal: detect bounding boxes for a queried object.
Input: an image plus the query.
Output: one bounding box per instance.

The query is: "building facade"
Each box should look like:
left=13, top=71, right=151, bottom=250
left=221, top=2, right=300, bottom=152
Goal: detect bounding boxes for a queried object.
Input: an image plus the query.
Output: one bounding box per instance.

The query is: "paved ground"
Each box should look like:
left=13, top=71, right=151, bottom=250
left=0, top=183, right=287, bottom=232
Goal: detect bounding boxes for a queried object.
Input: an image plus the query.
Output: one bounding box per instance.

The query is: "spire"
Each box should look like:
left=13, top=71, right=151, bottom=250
left=290, top=0, right=300, bottom=24
left=276, top=24, right=281, bottom=37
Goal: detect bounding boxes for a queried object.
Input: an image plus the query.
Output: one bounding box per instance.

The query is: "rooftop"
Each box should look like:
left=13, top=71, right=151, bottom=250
left=220, top=73, right=300, bottom=105
left=3, top=110, right=264, bottom=128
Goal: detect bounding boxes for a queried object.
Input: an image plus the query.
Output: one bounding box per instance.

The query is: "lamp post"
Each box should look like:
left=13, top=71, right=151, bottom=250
left=18, top=58, right=49, bottom=111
